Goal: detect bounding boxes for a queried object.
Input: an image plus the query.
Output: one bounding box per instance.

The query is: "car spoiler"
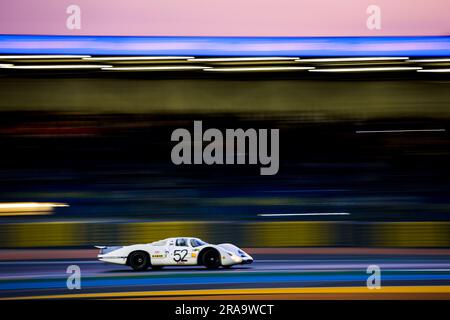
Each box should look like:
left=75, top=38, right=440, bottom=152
left=95, top=245, right=123, bottom=255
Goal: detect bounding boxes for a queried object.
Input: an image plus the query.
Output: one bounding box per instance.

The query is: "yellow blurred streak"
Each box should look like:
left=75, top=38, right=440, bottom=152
left=249, top=222, right=335, bottom=247
left=371, top=222, right=450, bottom=247
left=0, top=202, right=69, bottom=217
left=5, top=286, right=450, bottom=300
left=0, top=211, right=53, bottom=217
left=121, top=222, right=207, bottom=244
left=1, top=221, right=450, bottom=248
left=5, top=222, right=83, bottom=247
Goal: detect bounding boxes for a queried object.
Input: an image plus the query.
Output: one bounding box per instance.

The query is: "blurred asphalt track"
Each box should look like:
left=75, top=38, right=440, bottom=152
left=1, top=248, right=450, bottom=300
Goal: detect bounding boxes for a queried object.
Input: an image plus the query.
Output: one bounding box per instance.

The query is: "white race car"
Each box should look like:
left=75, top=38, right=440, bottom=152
left=96, top=237, right=253, bottom=271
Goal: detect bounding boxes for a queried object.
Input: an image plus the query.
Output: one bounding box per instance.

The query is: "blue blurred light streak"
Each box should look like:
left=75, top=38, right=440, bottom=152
left=0, top=35, right=449, bottom=56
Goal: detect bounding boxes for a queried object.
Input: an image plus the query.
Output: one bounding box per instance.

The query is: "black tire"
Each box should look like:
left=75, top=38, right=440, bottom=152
left=202, top=249, right=221, bottom=269
left=223, top=265, right=233, bottom=269
left=128, top=251, right=150, bottom=271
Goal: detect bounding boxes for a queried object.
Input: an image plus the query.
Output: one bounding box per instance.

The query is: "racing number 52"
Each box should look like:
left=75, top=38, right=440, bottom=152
left=173, top=249, right=188, bottom=262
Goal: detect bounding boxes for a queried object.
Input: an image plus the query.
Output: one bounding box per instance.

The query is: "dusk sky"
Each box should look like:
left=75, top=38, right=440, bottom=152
left=1, top=0, right=449, bottom=36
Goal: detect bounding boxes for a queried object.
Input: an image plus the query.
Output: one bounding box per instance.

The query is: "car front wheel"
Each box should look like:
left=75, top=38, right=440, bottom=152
left=202, top=249, right=221, bottom=269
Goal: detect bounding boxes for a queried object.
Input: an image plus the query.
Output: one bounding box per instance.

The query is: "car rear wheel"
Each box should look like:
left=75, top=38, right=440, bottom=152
left=129, top=251, right=149, bottom=271
left=202, top=249, right=221, bottom=269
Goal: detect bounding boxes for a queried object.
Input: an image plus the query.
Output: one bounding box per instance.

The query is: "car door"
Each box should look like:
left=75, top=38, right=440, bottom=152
left=148, top=245, right=168, bottom=266
left=168, top=238, right=196, bottom=265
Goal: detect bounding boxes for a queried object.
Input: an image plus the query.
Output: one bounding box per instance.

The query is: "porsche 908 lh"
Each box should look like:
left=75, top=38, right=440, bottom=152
left=96, top=237, right=253, bottom=271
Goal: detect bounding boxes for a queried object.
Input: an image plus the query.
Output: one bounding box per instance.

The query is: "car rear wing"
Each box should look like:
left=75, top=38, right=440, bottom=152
left=95, top=246, right=122, bottom=255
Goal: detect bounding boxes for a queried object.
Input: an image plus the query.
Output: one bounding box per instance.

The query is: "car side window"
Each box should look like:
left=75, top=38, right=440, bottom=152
left=176, top=238, right=188, bottom=246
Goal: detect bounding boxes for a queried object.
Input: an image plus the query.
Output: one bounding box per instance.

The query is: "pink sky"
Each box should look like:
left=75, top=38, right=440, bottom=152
left=0, top=0, right=449, bottom=37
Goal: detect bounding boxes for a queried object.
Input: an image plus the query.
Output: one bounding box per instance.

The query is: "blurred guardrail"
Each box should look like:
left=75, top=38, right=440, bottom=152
left=1, top=221, right=449, bottom=248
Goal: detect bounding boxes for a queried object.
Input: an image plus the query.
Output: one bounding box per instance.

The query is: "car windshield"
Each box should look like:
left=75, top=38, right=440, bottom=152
left=190, top=238, right=206, bottom=247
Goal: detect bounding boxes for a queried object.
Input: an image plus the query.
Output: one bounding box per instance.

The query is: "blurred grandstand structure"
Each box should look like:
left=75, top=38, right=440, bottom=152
left=0, top=54, right=450, bottom=249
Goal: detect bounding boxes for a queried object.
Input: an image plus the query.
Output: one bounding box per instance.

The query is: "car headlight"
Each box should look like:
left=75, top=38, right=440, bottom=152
left=226, top=251, right=241, bottom=262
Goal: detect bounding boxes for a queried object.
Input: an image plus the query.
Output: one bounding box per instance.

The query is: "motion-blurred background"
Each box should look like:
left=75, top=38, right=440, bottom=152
left=0, top=69, right=449, bottom=249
